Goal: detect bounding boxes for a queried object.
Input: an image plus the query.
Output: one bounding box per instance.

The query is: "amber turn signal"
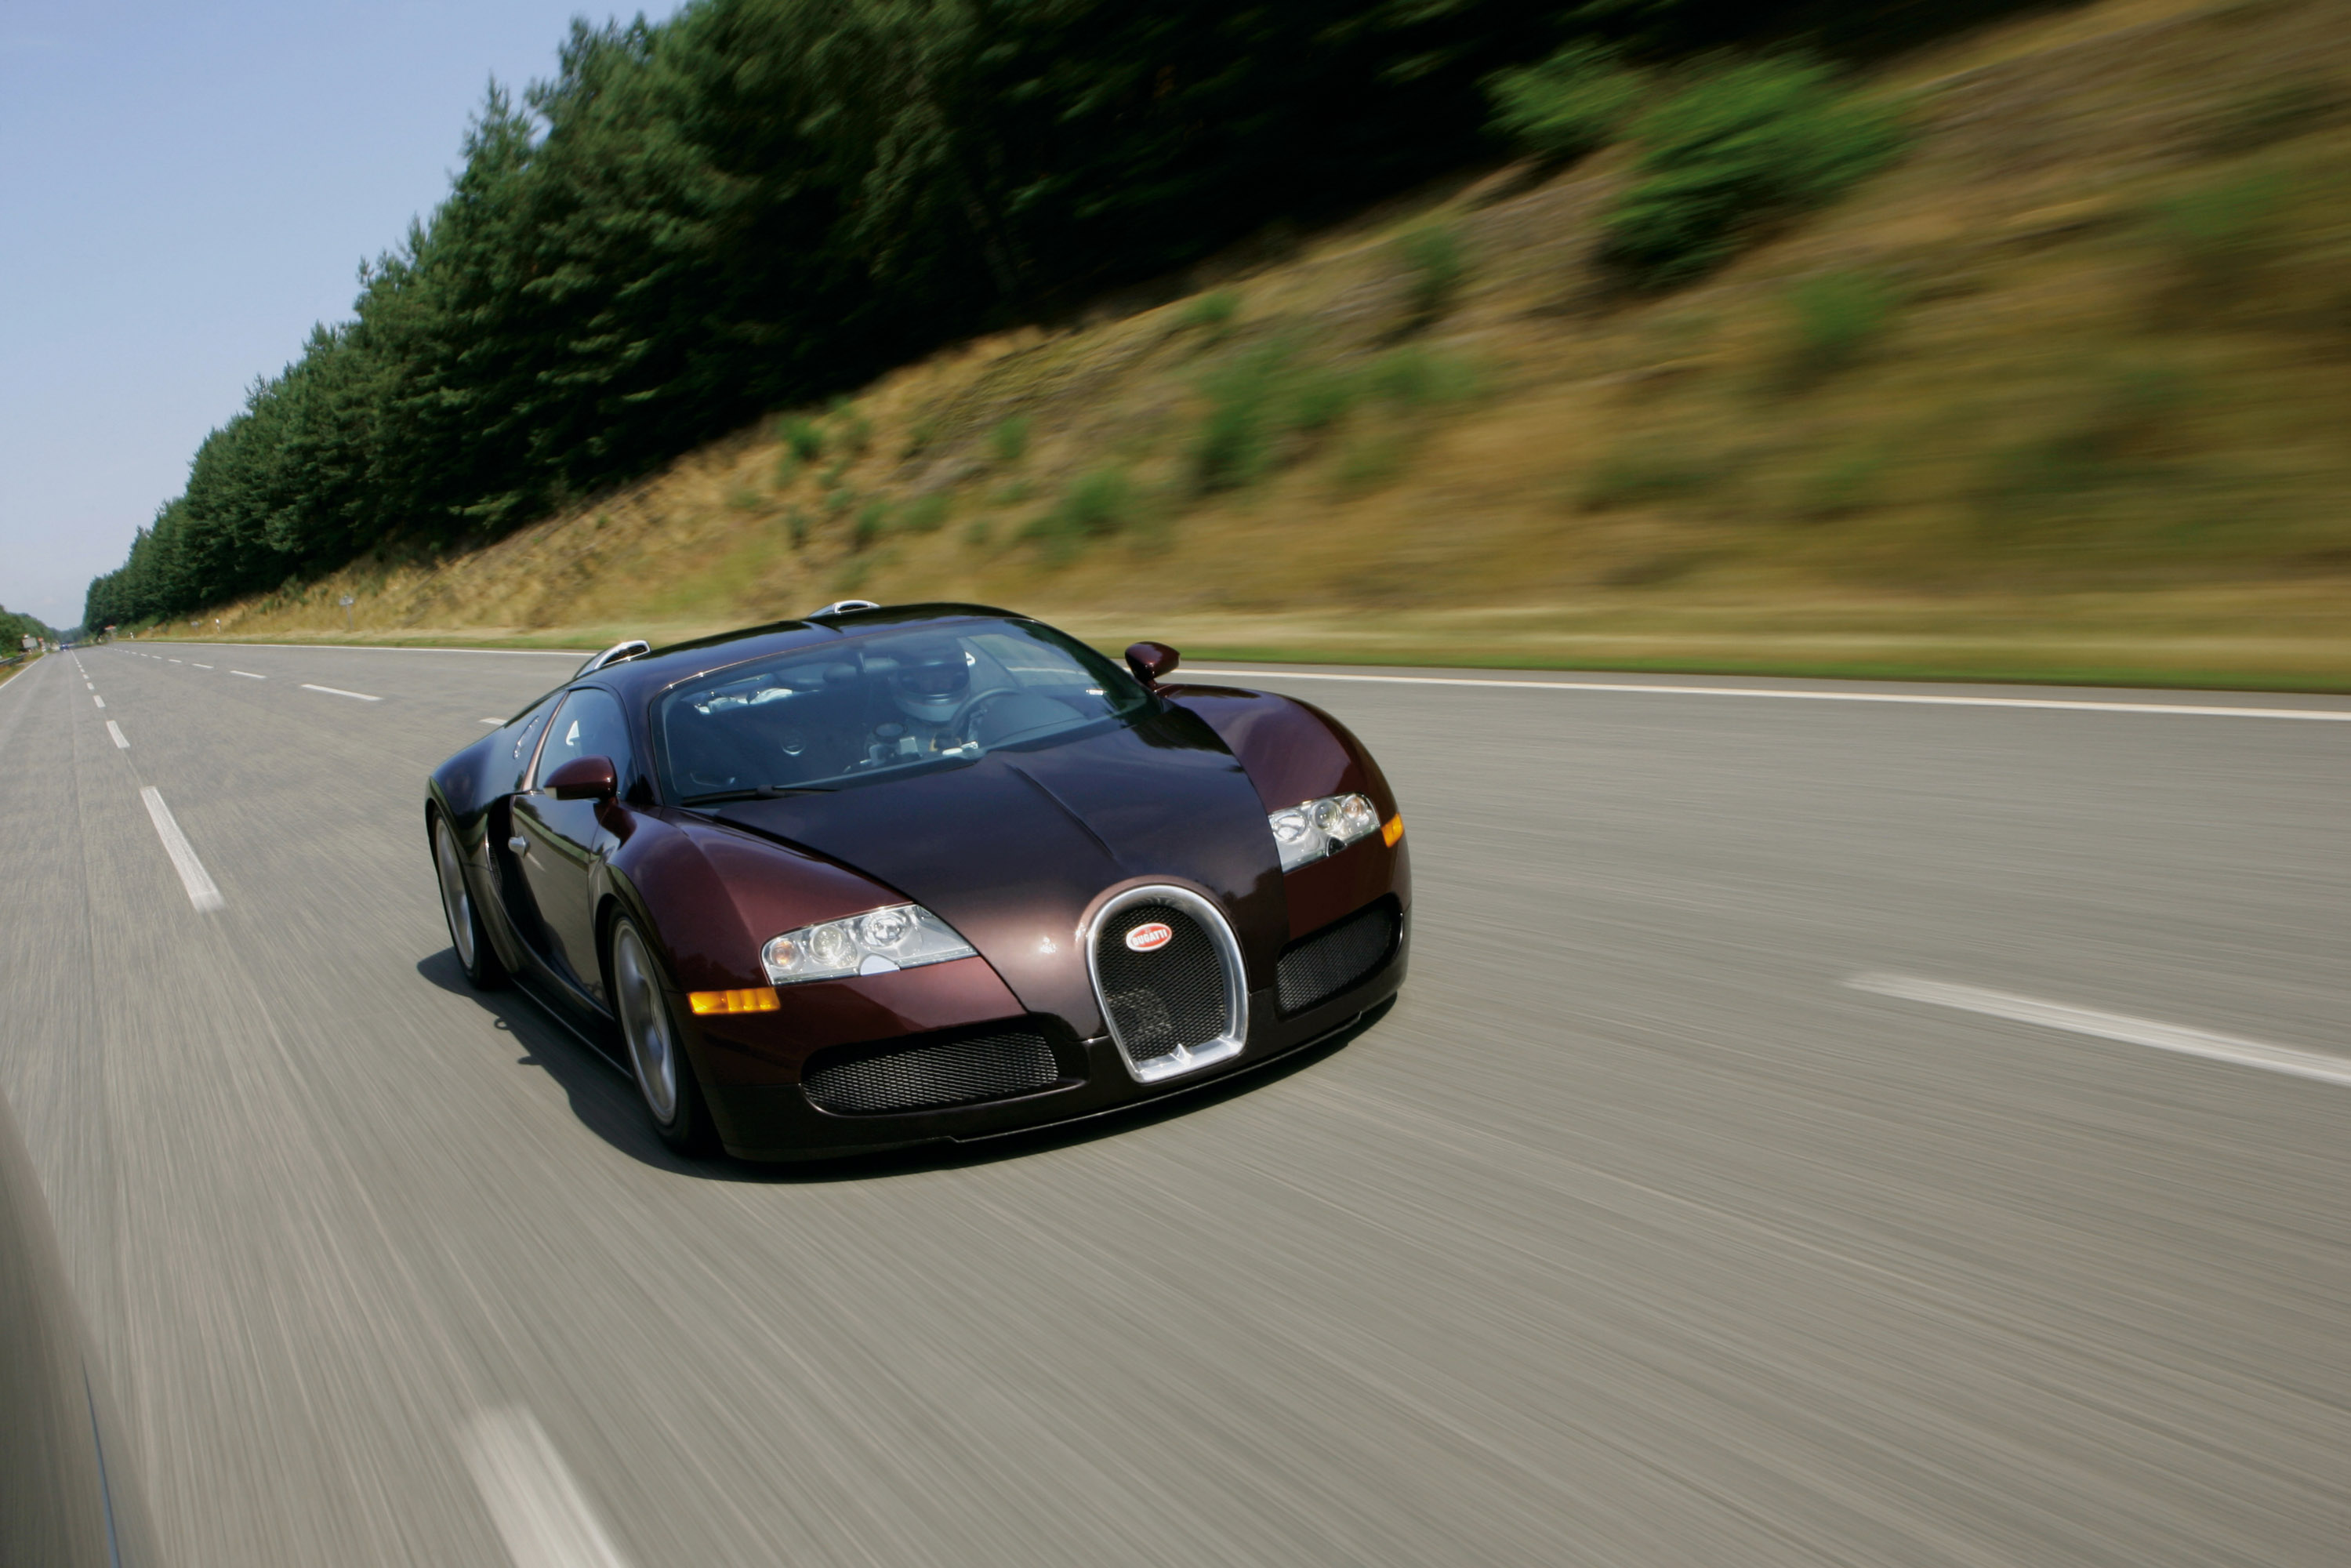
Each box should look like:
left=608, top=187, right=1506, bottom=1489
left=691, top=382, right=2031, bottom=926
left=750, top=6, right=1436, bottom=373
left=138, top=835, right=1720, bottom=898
left=1381, top=813, right=1405, bottom=848
left=688, top=987, right=781, bottom=1015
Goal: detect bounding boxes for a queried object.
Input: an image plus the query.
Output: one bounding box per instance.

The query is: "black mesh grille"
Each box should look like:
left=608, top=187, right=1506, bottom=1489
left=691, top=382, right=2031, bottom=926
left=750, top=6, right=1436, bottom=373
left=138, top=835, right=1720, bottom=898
left=802, top=1030, right=1060, bottom=1115
left=1276, top=901, right=1401, bottom=1015
left=1094, top=902, right=1230, bottom=1063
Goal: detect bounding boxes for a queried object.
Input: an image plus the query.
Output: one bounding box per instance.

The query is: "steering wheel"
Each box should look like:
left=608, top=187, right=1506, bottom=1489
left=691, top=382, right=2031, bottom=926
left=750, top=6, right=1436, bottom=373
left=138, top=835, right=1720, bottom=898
left=945, top=685, right=1020, bottom=740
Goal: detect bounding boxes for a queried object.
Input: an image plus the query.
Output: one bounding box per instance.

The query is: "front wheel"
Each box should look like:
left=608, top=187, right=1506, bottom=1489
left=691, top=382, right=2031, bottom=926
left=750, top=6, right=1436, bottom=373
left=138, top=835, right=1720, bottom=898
left=610, top=916, right=719, bottom=1156
left=433, top=815, right=509, bottom=990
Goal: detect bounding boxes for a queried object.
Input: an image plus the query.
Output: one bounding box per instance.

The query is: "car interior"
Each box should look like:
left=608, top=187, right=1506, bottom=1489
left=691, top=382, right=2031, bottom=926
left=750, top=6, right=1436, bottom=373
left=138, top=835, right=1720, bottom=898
left=658, top=625, right=1126, bottom=797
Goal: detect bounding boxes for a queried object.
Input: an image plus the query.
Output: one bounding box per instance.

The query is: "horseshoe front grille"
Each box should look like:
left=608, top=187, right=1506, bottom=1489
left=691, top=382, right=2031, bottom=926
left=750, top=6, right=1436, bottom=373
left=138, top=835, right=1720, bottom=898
left=1087, top=887, right=1246, bottom=1083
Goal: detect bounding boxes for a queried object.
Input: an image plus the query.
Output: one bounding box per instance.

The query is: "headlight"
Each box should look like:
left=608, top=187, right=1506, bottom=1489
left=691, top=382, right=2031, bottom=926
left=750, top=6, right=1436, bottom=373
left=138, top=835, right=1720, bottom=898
left=761, top=903, right=976, bottom=984
left=1268, top=793, right=1382, bottom=873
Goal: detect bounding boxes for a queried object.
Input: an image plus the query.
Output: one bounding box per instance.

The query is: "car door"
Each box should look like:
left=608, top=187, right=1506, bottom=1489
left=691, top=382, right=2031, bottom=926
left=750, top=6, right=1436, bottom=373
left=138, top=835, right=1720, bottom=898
left=484, top=691, right=561, bottom=950
left=510, top=686, right=634, bottom=1001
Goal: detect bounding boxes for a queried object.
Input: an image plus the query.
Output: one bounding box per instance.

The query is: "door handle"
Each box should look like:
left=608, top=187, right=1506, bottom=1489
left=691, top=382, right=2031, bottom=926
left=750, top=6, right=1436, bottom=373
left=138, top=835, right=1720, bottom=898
left=507, top=836, right=529, bottom=854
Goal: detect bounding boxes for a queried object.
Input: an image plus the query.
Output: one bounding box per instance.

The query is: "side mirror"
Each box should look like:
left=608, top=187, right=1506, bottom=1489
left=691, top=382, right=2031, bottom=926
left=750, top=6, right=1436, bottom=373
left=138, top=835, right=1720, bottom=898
left=545, top=755, right=619, bottom=802
left=1125, top=641, right=1181, bottom=689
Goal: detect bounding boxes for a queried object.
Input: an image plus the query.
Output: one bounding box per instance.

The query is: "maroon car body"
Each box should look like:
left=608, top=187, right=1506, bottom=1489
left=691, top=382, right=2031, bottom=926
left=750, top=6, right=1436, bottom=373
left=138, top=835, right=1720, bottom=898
left=425, top=604, right=1408, bottom=1159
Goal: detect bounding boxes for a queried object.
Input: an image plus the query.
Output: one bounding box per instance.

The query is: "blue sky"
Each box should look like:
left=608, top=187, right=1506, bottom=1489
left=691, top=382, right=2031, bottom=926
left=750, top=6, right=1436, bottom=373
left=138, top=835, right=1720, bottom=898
left=0, top=2, right=669, bottom=628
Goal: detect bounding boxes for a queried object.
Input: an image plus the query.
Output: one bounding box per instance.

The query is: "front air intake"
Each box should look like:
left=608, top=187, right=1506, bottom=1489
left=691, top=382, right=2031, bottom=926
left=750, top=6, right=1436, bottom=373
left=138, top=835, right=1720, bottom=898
left=1276, top=898, right=1401, bottom=1015
left=802, top=1029, right=1061, bottom=1115
left=1087, top=887, right=1246, bottom=1083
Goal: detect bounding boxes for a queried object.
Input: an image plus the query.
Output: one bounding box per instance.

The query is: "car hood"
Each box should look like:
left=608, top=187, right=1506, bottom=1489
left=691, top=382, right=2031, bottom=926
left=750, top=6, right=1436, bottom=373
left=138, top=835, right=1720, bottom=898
left=709, top=709, right=1286, bottom=1034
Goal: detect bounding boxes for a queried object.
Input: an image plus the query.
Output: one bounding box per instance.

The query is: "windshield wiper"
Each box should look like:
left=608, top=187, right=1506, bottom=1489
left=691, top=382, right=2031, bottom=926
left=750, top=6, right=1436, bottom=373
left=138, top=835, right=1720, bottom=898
left=677, top=785, right=830, bottom=806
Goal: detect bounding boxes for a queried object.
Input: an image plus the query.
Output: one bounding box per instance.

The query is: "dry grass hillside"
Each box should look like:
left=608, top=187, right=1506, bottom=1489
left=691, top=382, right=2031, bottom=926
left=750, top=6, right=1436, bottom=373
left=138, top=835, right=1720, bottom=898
left=182, top=0, right=2351, bottom=687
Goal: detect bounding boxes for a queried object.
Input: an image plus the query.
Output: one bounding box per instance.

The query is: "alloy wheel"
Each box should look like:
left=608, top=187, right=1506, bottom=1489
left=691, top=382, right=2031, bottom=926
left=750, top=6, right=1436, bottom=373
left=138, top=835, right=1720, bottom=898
left=433, top=818, right=477, bottom=971
left=613, top=923, right=678, bottom=1123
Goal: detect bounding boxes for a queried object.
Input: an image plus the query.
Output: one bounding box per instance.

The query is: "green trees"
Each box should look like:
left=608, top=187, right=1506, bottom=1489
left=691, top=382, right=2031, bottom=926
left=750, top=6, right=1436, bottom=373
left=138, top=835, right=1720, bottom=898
left=1, top=605, right=54, bottom=649
left=86, top=0, right=1819, bottom=631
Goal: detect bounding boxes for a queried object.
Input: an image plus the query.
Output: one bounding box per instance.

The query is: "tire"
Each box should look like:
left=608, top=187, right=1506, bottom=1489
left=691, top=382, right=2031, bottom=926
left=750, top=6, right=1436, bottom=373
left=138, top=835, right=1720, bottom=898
left=609, top=915, right=719, bottom=1156
left=432, top=814, right=510, bottom=990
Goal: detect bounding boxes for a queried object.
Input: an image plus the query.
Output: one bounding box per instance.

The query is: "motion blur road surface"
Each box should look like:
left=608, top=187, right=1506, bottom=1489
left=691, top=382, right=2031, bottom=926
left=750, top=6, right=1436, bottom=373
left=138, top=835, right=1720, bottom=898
left=3, top=643, right=2346, bottom=1567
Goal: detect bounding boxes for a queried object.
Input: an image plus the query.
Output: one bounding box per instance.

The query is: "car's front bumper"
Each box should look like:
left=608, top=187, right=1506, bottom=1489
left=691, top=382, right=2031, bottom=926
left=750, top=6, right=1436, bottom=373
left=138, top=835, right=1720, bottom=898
left=708, top=915, right=1408, bottom=1160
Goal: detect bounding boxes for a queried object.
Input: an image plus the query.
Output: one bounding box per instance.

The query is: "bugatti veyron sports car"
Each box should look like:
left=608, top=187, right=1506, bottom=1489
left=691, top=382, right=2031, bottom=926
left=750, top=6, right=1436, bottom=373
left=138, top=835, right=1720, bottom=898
left=426, top=604, right=1408, bottom=1158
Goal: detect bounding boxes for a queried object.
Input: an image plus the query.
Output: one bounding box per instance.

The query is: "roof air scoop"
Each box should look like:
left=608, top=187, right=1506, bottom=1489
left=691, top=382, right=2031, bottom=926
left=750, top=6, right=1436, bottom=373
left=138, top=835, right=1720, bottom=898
left=576, top=638, right=651, bottom=677
left=809, top=600, right=880, bottom=619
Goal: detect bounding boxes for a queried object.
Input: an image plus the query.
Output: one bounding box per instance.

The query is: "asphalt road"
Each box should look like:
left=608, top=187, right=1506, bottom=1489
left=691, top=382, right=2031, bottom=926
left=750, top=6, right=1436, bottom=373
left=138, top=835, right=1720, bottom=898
left=3, top=641, right=2346, bottom=1567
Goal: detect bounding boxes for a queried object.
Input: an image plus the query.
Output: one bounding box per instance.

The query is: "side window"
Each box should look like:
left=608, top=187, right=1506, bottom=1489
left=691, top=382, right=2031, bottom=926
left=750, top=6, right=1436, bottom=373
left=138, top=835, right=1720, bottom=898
left=533, top=688, right=636, bottom=789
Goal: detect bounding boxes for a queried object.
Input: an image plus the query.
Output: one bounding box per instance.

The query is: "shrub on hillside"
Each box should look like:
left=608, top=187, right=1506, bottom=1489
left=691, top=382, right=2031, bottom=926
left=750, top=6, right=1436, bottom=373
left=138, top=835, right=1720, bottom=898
left=1192, top=341, right=1292, bottom=491
left=1052, top=467, right=1135, bottom=538
left=1176, top=290, right=1241, bottom=336
left=1026, top=466, right=1136, bottom=562
left=1969, top=365, right=2195, bottom=550
left=1486, top=42, right=1645, bottom=165
left=989, top=416, right=1032, bottom=466
left=777, top=415, right=826, bottom=463
left=2150, top=171, right=2290, bottom=307
left=899, top=492, right=952, bottom=534
left=827, top=398, right=873, bottom=456
left=1780, top=270, right=1894, bottom=384
left=1393, top=223, right=1468, bottom=329
left=1789, top=448, right=1886, bottom=521
left=1602, top=56, right=1906, bottom=289
left=1580, top=443, right=1727, bottom=510
left=1364, top=346, right=1482, bottom=408
left=1193, top=336, right=1484, bottom=493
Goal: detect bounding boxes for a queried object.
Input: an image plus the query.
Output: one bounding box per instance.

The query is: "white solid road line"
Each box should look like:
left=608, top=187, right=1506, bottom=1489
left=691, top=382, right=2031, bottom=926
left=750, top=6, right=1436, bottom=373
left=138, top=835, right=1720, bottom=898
left=140, top=786, right=224, bottom=913
left=177, top=641, right=579, bottom=658
left=230, top=670, right=265, bottom=680
left=300, top=683, right=381, bottom=702
left=461, top=1408, right=633, bottom=1568
left=1196, top=669, right=2351, bottom=722
left=1847, top=974, right=2351, bottom=1088
left=107, top=721, right=128, bottom=750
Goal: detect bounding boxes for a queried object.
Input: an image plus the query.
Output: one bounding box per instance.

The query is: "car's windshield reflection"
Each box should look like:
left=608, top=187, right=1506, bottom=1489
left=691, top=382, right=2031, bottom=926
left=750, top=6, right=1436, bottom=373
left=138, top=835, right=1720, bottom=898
left=657, top=619, right=1146, bottom=804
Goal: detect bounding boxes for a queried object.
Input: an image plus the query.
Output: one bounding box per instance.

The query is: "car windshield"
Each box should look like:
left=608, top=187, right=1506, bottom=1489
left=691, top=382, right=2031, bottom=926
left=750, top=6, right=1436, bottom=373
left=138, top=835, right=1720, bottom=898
left=656, top=619, right=1151, bottom=802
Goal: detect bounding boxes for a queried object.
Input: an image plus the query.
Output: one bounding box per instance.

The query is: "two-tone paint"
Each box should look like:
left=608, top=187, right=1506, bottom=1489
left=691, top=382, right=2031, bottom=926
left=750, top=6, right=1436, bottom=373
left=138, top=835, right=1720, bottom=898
left=426, top=604, right=1409, bottom=1159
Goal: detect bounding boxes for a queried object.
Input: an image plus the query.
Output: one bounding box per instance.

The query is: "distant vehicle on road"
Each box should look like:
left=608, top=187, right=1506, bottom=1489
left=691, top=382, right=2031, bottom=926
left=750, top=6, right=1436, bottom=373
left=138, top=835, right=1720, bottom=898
left=426, top=603, right=1410, bottom=1159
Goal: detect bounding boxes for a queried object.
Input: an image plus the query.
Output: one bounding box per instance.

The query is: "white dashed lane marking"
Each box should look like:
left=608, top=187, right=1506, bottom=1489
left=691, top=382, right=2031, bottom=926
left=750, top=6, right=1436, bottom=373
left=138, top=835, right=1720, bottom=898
left=140, top=786, right=223, bottom=913
left=92, top=695, right=104, bottom=709
left=1847, top=974, right=2351, bottom=1087
left=300, top=683, right=381, bottom=702
left=461, top=1407, right=633, bottom=1568
left=231, top=670, right=265, bottom=680
left=107, top=721, right=128, bottom=750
